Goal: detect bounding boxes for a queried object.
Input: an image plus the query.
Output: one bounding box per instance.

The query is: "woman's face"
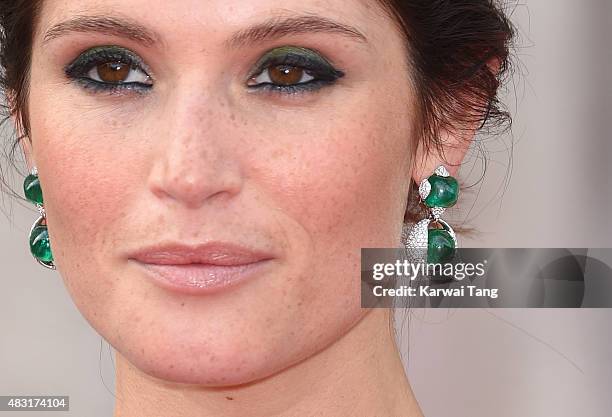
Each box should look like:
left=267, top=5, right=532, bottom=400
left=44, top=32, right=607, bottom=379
left=27, top=0, right=415, bottom=384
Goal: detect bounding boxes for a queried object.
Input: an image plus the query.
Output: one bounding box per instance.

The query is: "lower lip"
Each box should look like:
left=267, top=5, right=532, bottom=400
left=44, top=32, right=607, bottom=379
left=130, top=259, right=273, bottom=295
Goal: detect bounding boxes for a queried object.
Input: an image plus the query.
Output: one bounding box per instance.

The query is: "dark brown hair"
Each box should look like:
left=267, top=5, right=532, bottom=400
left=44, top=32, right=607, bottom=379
left=0, top=0, right=515, bottom=221
left=376, top=0, right=515, bottom=224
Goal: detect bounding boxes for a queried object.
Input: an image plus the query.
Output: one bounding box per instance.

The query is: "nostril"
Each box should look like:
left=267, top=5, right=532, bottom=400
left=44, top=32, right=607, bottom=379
left=148, top=166, right=243, bottom=209
left=145, top=134, right=244, bottom=209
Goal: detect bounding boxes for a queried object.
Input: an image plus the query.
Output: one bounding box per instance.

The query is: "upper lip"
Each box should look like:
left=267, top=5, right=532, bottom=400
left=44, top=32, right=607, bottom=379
left=128, top=241, right=276, bottom=266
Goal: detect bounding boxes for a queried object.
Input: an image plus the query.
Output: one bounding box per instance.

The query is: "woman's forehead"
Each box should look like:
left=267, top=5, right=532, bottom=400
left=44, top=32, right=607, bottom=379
left=36, top=0, right=388, bottom=42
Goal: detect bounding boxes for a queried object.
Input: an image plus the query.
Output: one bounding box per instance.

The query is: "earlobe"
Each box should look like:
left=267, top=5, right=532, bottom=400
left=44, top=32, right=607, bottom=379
left=10, top=112, right=34, bottom=169
left=5, top=91, right=29, bottom=160
left=20, top=135, right=34, bottom=170
left=411, top=124, right=477, bottom=184
left=412, top=56, right=501, bottom=184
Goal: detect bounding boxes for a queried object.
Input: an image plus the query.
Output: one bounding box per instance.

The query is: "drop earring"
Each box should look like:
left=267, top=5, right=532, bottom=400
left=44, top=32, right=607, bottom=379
left=23, top=166, right=55, bottom=270
left=402, top=165, right=458, bottom=263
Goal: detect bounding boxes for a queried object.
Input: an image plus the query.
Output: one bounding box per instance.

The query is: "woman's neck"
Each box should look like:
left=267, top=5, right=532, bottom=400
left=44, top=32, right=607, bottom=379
left=113, top=308, right=423, bottom=417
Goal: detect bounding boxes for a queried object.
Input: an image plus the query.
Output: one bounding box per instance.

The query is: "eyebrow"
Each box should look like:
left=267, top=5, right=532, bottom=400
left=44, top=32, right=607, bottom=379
left=42, top=13, right=368, bottom=48
left=225, top=14, right=367, bottom=48
left=43, top=14, right=160, bottom=47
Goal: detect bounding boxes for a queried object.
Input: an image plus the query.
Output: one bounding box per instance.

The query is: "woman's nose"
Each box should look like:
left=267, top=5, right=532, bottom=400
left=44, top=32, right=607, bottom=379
left=146, top=102, right=244, bottom=210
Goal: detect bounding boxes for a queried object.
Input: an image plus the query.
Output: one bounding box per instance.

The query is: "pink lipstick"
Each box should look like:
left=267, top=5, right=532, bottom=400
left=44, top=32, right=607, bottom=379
left=128, top=241, right=275, bottom=295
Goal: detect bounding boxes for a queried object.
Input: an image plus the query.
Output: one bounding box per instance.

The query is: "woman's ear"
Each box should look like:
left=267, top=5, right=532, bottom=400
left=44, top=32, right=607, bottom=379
left=5, top=91, right=33, bottom=169
left=19, top=132, right=34, bottom=170
left=412, top=57, right=501, bottom=183
left=10, top=110, right=34, bottom=169
left=411, top=123, right=476, bottom=184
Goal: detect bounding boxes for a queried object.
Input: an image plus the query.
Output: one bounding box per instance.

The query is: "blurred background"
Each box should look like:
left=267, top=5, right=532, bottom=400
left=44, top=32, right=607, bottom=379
left=1, top=1, right=611, bottom=416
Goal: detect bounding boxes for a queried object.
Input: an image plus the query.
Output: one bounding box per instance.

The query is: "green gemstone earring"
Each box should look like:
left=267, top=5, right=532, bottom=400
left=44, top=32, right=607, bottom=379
left=23, top=166, right=55, bottom=270
left=403, top=165, right=459, bottom=263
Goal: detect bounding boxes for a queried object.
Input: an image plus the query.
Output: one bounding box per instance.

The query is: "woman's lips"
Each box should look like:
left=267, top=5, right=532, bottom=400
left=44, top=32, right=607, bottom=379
left=127, top=241, right=276, bottom=295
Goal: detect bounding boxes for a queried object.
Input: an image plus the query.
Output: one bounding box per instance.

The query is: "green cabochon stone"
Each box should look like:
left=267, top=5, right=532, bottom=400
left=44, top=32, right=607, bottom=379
left=29, top=225, right=53, bottom=263
left=24, top=174, right=44, bottom=205
left=424, top=174, right=458, bottom=208
left=427, top=228, right=455, bottom=263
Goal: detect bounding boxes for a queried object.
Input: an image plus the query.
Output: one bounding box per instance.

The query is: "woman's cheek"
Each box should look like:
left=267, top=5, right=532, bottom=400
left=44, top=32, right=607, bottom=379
left=27, top=104, right=139, bottom=315
left=249, top=103, right=412, bottom=253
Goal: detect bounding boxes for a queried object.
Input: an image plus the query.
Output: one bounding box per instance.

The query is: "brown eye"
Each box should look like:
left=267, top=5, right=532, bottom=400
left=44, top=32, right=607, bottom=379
left=86, top=60, right=151, bottom=85
left=268, top=65, right=306, bottom=85
left=96, top=61, right=130, bottom=83
left=249, top=64, right=314, bottom=87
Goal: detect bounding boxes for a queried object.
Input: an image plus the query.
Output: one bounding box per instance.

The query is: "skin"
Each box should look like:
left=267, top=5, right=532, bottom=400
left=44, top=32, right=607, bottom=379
left=18, top=0, right=474, bottom=415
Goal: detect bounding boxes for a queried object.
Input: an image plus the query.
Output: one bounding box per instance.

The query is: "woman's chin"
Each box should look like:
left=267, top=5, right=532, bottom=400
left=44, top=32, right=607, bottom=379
left=135, top=361, right=263, bottom=387
left=115, top=337, right=286, bottom=387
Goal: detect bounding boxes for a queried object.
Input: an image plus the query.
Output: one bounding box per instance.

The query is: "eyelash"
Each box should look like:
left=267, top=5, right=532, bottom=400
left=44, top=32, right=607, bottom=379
left=63, top=46, right=345, bottom=97
left=64, top=47, right=153, bottom=95
left=246, top=52, right=345, bottom=96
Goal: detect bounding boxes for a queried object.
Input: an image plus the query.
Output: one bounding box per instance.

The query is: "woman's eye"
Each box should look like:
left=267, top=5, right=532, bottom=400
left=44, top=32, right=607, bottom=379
left=64, top=45, right=153, bottom=94
left=86, top=61, right=150, bottom=85
left=249, top=65, right=315, bottom=87
left=64, top=45, right=343, bottom=97
left=246, top=46, right=345, bottom=95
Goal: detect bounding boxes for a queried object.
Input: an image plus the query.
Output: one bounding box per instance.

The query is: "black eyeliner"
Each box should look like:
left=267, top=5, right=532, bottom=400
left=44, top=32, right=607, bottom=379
left=246, top=45, right=345, bottom=93
left=64, top=45, right=153, bottom=93
left=63, top=44, right=345, bottom=97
